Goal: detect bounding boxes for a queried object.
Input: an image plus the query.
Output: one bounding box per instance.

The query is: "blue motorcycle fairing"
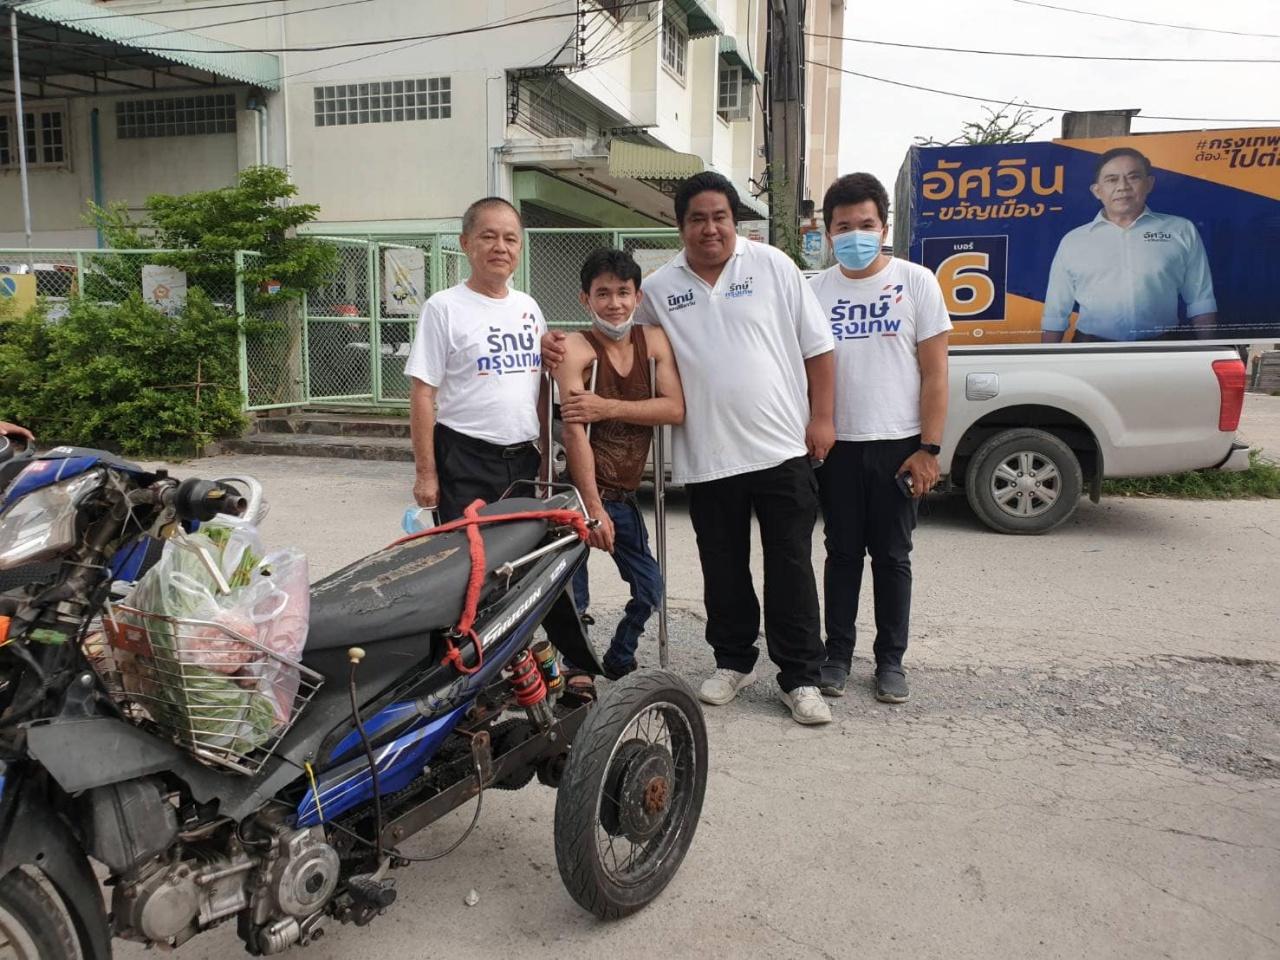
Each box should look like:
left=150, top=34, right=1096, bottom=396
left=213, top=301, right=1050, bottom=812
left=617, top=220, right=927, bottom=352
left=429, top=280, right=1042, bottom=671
left=296, top=703, right=468, bottom=827
left=301, top=561, right=570, bottom=823
left=326, top=700, right=420, bottom=765
left=2, top=447, right=151, bottom=511
left=1, top=455, right=101, bottom=510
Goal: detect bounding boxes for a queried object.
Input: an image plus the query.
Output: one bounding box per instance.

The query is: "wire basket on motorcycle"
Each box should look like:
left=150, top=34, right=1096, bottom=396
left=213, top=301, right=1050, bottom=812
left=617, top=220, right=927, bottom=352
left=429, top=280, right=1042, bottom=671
left=92, top=603, right=323, bottom=775
left=87, top=515, right=322, bottom=775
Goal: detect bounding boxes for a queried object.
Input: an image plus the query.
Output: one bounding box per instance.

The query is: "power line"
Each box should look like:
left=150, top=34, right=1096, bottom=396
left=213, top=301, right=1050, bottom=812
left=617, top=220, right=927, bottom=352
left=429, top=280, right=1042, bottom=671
left=1012, top=1, right=1280, bottom=39
left=267, top=0, right=573, bottom=83
left=33, top=3, right=650, bottom=56
left=805, top=59, right=1280, bottom=124
left=27, top=10, right=586, bottom=57
left=806, top=30, right=1280, bottom=63
left=31, top=0, right=291, bottom=23
left=125, top=0, right=378, bottom=43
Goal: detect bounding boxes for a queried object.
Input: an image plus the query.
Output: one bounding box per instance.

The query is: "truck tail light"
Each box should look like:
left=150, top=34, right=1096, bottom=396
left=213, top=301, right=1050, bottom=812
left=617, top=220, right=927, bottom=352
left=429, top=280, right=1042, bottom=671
left=1212, top=358, right=1246, bottom=432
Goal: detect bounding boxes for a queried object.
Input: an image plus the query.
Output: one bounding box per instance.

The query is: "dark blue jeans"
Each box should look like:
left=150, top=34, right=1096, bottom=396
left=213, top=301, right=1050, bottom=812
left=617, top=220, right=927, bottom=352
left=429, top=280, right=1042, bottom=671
left=571, top=496, right=663, bottom=672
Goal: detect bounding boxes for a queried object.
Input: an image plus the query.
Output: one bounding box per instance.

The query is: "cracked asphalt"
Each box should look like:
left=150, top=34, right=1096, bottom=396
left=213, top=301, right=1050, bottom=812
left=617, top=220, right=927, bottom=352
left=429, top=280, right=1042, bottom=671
left=119, top=432, right=1280, bottom=960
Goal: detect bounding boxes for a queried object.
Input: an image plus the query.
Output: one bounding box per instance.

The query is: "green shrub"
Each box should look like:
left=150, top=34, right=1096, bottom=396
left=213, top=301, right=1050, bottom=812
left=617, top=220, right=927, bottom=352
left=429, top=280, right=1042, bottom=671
left=0, top=290, right=244, bottom=458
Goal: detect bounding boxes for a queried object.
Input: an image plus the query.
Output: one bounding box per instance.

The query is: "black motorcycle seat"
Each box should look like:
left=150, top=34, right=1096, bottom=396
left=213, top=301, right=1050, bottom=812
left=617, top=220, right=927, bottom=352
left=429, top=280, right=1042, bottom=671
left=304, top=497, right=564, bottom=652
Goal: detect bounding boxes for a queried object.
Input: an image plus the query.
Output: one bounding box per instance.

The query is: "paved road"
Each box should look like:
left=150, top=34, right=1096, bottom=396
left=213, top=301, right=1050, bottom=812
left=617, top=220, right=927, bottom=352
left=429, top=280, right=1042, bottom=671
left=115, top=450, right=1279, bottom=960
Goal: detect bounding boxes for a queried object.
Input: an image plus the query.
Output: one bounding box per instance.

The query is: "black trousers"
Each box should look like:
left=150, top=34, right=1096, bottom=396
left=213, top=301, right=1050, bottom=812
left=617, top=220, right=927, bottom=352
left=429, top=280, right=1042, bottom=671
left=817, top=437, right=920, bottom=673
left=434, top=423, right=540, bottom=523
left=686, top=456, right=825, bottom=692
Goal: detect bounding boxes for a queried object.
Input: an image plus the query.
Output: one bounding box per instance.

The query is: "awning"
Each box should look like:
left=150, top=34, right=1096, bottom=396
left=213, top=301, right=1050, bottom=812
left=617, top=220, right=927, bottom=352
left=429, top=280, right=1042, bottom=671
left=4, top=0, right=281, bottom=90
left=718, top=36, right=762, bottom=85
left=607, top=141, right=767, bottom=220
left=609, top=141, right=704, bottom=180
left=667, top=0, right=725, bottom=40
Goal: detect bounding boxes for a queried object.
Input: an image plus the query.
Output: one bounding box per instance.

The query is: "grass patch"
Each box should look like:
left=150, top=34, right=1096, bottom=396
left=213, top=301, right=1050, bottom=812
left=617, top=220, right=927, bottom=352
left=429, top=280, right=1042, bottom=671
left=1104, top=449, right=1280, bottom=500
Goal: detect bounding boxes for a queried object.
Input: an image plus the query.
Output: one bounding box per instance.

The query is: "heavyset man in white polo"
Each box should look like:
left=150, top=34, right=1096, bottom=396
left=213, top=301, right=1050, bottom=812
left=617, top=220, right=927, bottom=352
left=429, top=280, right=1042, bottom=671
left=631, top=172, right=838, bottom=726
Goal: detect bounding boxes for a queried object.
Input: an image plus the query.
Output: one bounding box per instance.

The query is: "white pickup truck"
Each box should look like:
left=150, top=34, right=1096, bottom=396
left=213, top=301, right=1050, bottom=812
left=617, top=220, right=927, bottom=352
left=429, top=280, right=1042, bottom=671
left=941, top=344, right=1251, bottom=533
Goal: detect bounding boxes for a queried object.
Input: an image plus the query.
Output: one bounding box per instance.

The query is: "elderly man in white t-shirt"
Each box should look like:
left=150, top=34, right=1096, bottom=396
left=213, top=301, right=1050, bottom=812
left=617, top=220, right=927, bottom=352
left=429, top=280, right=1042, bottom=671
left=808, top=173, right=952, bottom=705
left=405, top=198, right=546, bottom=522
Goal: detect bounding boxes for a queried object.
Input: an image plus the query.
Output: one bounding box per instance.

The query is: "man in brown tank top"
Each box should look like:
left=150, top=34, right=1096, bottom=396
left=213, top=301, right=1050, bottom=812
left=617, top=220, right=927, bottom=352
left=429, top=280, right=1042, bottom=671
left=552, top=249, right=685, bottom=680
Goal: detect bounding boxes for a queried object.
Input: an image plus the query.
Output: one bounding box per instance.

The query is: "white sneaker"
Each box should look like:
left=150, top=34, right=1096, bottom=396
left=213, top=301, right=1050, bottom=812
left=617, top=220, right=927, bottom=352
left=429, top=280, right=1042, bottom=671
left=698, top=668, right=757, bottom=706
left=780, top=686, right=832, bottom=725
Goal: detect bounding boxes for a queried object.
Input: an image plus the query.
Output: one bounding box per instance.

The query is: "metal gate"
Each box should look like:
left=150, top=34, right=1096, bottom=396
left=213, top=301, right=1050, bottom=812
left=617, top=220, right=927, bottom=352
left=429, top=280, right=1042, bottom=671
left=239, top=229, right=680, bottom=411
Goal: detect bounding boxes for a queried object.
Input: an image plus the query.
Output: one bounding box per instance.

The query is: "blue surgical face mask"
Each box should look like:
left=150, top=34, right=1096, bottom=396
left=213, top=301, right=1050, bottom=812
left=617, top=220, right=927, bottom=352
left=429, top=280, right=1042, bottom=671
left=832, top=230, right=883, bottom=271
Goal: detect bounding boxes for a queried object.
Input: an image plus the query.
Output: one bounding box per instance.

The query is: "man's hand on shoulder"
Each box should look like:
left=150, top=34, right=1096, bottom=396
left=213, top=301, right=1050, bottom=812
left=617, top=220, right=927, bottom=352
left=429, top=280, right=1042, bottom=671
left=541, top=330, right=568, bottom=372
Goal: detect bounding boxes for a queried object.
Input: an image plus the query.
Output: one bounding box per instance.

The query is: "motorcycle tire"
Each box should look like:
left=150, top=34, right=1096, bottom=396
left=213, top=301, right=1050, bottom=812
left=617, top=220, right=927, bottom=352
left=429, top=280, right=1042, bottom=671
left=553, top=669, right=707, bottom=920
left=0, top=869, right=79, bottom=960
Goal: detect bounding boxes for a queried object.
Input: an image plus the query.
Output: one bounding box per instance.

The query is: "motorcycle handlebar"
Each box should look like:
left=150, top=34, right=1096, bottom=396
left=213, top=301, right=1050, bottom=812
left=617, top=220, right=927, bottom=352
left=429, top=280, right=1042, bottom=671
left=171, top=478, right=249, bottom=523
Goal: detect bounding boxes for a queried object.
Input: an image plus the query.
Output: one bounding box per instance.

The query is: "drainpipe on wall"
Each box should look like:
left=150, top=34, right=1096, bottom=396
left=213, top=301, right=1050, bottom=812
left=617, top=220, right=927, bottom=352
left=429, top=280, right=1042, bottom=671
left=246, top=97, right=269, bottom=167
left=90, top=108, right=105, bottom=246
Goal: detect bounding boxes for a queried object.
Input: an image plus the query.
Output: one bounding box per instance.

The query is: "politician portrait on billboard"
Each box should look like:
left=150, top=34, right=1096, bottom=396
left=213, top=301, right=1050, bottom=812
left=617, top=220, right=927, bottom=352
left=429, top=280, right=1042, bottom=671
left=896, top=128, right=1280, bottom=346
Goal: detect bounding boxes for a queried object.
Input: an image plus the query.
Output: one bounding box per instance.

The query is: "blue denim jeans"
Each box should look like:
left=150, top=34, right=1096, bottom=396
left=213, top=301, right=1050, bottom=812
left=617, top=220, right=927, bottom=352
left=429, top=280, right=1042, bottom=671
left=571, top=496, right=663, bottom=672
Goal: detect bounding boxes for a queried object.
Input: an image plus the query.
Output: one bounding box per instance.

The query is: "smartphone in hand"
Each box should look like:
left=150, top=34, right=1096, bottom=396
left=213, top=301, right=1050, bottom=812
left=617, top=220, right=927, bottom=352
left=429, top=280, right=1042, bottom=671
left=895, top=472, right=915, bottom=499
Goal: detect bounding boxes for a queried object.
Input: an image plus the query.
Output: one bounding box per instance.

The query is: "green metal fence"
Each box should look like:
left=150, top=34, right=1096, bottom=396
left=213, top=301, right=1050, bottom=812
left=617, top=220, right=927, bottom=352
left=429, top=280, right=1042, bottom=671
left=237, top=227, right=682, bottom=412
left=0, top=230, right=685, bottom=414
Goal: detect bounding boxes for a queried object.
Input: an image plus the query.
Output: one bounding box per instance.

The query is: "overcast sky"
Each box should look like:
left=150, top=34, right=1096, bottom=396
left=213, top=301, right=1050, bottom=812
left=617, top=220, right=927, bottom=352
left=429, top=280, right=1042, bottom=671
left=832, top=0, right=1280, bottom=197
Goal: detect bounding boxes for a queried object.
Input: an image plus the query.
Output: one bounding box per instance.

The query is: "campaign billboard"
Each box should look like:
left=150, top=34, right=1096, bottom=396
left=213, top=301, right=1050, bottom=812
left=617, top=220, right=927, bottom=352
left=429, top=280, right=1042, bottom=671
left=894, top=128, right=1280, bottom=346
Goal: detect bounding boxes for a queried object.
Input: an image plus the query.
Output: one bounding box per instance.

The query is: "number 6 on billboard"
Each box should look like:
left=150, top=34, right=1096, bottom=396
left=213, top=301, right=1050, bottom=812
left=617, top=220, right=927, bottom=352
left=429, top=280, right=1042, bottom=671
left=937, top=251, right=996, bottom=317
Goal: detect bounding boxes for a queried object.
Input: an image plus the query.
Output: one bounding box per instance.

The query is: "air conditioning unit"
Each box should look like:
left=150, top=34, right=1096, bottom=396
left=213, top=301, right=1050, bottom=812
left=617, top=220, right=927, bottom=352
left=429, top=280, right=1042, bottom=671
left=620, top=0, right=659, bottom=22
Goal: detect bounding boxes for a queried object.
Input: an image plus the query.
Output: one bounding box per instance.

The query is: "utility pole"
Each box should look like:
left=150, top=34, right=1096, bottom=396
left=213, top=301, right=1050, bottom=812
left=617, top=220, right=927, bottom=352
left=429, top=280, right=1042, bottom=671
left=764, top=0, right=804, bottom=261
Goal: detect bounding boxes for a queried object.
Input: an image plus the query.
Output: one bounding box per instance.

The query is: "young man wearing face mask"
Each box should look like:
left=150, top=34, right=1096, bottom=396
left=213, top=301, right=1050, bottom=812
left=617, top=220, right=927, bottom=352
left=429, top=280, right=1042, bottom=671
left=808, top=173, right=952, bottom=704
left=552, top=249, right=685, bottom=680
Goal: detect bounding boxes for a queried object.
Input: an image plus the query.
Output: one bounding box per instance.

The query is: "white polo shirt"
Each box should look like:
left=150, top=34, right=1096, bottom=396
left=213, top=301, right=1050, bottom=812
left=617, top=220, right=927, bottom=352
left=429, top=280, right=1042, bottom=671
left=635, top=236, right=834, bottom=484
left=1042, top=207, right=1217, bottom=341
left=404, top=282, right=544, bottom=446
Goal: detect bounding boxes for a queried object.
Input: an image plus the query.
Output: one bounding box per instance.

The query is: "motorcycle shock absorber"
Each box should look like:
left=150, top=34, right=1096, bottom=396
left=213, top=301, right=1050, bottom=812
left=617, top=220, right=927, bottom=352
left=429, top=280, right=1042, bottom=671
left=531, top=640, right=563, bottom=697
left=507, top=648, right=554, bottom=730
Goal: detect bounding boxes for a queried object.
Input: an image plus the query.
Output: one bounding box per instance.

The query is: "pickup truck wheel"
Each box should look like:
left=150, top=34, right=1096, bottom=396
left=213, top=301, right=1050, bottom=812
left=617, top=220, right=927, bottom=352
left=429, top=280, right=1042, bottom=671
left=966, top=428, right=1083, bottom=535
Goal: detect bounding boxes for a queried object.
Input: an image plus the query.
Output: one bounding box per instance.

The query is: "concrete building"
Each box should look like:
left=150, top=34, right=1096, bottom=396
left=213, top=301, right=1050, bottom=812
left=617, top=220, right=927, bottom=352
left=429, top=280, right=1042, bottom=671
left=804, top=0, right=845, bottom=207
left=0, top=0, right=787, bottom=246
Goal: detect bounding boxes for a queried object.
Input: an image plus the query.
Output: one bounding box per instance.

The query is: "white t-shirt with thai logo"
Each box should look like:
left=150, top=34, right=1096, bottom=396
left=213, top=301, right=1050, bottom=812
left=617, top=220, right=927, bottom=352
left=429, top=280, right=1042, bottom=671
left=808, top=258, right=953, bottom=441
left=404, top=282, right=545, bottom=446
left=636, top=237, right=834, bottom=484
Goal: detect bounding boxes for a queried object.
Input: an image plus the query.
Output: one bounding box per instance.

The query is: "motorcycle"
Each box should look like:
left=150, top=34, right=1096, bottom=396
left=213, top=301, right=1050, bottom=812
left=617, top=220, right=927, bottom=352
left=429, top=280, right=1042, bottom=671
left=0, top=442, right=708, bottom=958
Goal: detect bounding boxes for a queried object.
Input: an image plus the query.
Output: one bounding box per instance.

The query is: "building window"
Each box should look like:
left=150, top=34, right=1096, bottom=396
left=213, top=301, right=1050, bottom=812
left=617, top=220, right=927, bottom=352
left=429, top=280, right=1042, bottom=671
left=717, top=64, right=751, bottom=121
left=0, top=105, right=68, bottom=167
left=661, top=16, right=687, bottom=80
left=314, top=77, right=451, bottom=127
left=116, top=93, right=237, bottom=139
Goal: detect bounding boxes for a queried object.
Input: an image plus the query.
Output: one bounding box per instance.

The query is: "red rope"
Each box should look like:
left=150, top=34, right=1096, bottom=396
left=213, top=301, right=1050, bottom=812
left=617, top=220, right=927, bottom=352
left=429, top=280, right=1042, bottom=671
left=389, top=500, right=590, bottom=676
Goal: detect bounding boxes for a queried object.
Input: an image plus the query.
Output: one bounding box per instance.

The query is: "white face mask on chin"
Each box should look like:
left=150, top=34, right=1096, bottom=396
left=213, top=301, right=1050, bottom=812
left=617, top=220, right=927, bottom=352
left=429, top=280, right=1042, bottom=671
left=591, top=310, right=635, bottom=341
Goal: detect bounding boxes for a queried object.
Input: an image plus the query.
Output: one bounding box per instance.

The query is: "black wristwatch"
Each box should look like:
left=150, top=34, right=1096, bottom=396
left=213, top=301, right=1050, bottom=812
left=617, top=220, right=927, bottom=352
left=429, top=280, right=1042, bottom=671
left=920, top=443, right=942, bottom=456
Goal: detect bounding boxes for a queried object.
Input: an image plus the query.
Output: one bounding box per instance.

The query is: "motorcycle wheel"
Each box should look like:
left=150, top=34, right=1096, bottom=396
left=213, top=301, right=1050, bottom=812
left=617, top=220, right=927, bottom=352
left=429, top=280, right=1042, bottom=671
left=0, top=869, right=78, bottom=960
left=553, top=669, right=707, bottom=919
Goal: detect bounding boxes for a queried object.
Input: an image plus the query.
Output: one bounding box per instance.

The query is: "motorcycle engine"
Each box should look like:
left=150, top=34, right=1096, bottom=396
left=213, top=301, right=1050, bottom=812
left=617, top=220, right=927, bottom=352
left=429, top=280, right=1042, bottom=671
left=113, top=850, right=253, bottom=946
left=265, top=826, right=341, bottom=919
left=114, top=826, right=339, bottom=953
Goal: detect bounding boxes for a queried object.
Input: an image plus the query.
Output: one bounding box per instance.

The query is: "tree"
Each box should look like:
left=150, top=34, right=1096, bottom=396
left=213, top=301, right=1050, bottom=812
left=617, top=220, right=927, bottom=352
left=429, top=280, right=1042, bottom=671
left=87, top=165, right=337, bottom=298
left=916, top=102, right=1051, bottom=147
